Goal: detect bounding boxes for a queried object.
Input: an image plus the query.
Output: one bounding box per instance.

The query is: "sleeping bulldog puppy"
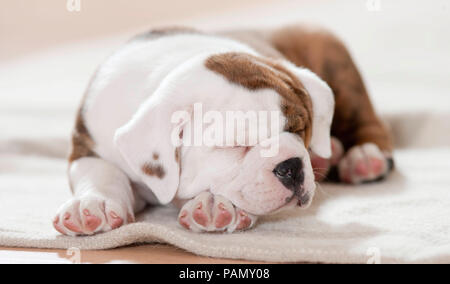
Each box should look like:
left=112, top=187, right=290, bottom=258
left=53, top=26, right=393, bottom=235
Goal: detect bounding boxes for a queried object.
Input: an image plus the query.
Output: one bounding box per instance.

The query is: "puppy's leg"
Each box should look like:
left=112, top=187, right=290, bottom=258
left=269, top=27, right=394, bottom=184
left=177, top=192, right=257, bottom=233
left=53, top=157, right=141, bottom=236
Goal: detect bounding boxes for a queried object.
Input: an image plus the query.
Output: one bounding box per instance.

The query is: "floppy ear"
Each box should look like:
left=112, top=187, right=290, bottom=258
left=114, top=98, right=190, bottom=204
left=294, top=68, right=335, bottom=158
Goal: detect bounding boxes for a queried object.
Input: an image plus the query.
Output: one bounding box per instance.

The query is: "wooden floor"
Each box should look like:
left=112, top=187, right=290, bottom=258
left=0, top=245, right=264, bottom=264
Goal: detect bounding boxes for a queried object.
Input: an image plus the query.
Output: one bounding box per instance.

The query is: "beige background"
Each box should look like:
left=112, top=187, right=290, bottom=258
left=1, top=0, right=449, bottom=142
left=0, top=0, right=281, bottom=61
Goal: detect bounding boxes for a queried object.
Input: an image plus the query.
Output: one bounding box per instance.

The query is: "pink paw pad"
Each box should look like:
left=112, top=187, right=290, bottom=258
left=62, top=213, right=82, bottom=233
left=236, top=211, right=252, bottom=230
left=339, top=143, right=392, bottom=184
left=193, top=203, right=209, bottom=227
left=178, top=210, right=190, bottom=229
left=215, top=203, right=233, bottom=228
left=53, top=216, right=66, bottom=235
left=109, top=211, right=123, bottom=229
left=83, top=210, right=102, bottom=232
left=370, top=158, right=384, bottom=174
left=178, top=192, right=257, bottom=232
left=354, top=160, right=369, bottom=176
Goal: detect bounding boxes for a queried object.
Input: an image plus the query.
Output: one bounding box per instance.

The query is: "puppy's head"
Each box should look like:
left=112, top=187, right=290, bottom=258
left=115, top=52, right=334, bottom=215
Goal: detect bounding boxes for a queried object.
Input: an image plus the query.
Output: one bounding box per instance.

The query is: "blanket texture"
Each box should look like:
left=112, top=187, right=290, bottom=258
left=1, top=144, right=450, bottom=263
left=1, top=0, right=449, bottom=263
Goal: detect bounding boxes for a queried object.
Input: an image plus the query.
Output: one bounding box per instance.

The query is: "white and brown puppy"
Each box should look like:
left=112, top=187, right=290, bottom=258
left=53, top=26, right=393, bottom=235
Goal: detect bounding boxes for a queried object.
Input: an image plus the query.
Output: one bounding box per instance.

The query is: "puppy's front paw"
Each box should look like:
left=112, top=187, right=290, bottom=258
left=178, top=192, right=257, bottom=233
left=53, top=194, right=134, bottom=236
left=338, top=143, right=393, bottom=184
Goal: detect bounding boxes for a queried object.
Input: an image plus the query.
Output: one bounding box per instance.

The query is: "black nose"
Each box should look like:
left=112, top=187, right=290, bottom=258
left=273, top=158, right=304, bottom=194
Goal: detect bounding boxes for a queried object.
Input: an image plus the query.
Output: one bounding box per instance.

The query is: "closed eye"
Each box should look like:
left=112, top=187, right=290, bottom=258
left=214, top=146, right=251, bottom=160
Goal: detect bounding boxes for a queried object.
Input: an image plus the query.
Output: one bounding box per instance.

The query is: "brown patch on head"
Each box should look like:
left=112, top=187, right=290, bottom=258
left=142, top=162, right=166, bottom=179
left=205, top=52, right=313, bottom=146
left=68, top=109, right=97, bottom=163
left=153, top=152, right=159, bottom=160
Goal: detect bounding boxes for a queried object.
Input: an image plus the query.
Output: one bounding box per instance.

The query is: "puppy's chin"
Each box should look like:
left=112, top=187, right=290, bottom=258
left=266, top=189, right=315, bottom=215
left=297, top=189, right=315, bottom=209
left=267, top=199, right=298, bottom=215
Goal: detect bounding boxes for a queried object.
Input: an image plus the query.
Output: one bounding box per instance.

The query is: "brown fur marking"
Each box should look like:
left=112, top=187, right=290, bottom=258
left=205, top=52, right=313, bottom=146
left=68, top=108, right=96, bottom=163
left=142, top=162, right=166, bottom=179
left=175, top=147, right=181, bottom=164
